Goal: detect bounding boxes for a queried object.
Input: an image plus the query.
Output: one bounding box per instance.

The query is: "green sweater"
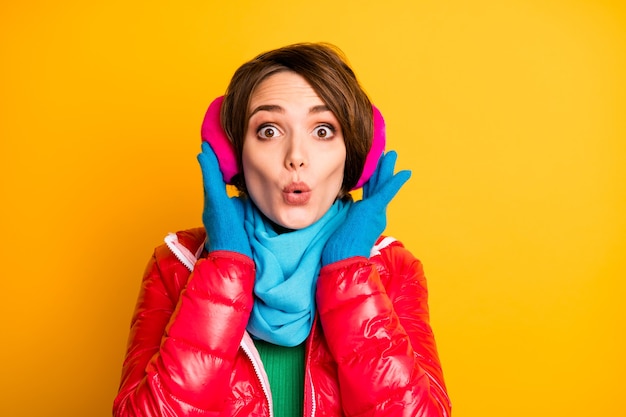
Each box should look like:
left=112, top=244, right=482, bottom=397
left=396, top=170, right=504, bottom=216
left=254, top=339, right=305, bottom=417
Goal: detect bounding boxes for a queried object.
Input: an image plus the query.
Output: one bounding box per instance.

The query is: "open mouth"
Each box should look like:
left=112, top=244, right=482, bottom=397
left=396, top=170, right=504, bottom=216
left=283, top=182, right=310, bottom=194
left=283, top=183, right=311, bottom=205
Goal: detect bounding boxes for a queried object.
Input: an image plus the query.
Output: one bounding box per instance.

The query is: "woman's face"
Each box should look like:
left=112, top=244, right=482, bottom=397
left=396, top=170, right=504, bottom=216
left=242, top=71, right=346, bottom=230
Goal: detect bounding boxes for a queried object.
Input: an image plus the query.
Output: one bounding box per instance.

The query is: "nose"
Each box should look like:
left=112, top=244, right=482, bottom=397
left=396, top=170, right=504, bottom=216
left=284, top=134, right=307, bottom=171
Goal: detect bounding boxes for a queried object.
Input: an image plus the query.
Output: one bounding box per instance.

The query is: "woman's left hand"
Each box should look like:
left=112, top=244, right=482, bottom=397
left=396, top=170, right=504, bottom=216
left=322, top=151, right=411, bottom=266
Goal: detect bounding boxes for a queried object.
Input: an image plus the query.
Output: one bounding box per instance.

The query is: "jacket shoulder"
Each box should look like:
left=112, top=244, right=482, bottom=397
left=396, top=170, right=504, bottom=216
left=171, top=227, right=207, bottom=255
left=371, top=236, right=422, bottom=269
left=154, top=227, right=206, bottom=266
left=148, top=227, right=206, bottom=298
left=370, top=236, right=426, bottom=295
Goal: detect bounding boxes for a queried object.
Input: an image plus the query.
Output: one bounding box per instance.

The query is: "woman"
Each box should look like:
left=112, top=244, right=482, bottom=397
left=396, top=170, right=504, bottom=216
left=113, top=43, right=451, bottom=417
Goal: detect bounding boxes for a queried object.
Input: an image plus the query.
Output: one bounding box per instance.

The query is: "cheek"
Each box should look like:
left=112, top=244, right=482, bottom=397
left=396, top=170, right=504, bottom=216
left=241, top=141, right=273, bottom=195
left=241, top=143, right=252, bottom=175
left=319, top=152, right=346, bottom=198
left=330, top=147, right=347, bottom=181
left=241, top=137, right=260, bottom=172
left=241, top=145, right=259, bottom=184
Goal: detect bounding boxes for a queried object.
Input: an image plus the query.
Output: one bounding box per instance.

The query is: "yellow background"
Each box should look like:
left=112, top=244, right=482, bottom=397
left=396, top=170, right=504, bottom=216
left=1, top=0, right=624, bottom=416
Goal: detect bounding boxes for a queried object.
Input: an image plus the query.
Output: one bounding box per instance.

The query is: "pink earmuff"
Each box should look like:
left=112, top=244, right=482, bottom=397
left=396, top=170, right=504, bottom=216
left=200, top=96, right=386, bottom=190
left=200, top=96, right=238, bottom=183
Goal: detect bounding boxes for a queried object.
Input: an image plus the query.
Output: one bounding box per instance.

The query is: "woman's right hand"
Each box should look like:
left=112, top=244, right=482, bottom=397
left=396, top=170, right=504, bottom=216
left=197, top=142, right=251, bottom=257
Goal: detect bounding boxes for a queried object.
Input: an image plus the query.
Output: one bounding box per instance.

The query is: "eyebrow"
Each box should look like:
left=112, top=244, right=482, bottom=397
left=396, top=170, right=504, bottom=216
left=249, top=104, right=332, bottom=119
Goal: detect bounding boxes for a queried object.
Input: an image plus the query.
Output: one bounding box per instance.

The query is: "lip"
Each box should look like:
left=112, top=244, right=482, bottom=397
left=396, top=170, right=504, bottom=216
left=282, top=182, right=311, bottom=205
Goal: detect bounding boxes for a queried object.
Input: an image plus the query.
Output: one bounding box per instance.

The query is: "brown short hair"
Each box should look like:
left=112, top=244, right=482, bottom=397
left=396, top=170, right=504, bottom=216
left=220, top=42, right=373, bottom=195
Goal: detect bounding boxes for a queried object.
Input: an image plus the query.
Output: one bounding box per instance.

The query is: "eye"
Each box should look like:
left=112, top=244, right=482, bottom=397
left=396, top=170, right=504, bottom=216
left=313, top=124, right=335, bottom=140
left=257, top=124, right=281, bottom=139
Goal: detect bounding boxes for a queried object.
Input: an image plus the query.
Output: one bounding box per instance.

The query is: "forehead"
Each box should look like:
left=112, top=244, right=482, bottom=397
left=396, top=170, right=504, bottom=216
left=249, top=71, right=323, bottom=109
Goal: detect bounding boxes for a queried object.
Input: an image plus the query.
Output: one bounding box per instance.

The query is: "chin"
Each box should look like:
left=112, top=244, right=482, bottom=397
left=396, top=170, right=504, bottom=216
left=273, top=211, right=321, bottom=231
left=276, top=218, right=314, bottom=231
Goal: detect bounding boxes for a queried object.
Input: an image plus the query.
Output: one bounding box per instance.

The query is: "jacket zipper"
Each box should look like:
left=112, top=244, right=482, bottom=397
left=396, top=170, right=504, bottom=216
left=164, top=233, right=199, bottom=271
left=240, top=335, right=274, bottom=417
left=306, top=367, right=316, bottom=416
left=304, top=321, right=317, bottom=417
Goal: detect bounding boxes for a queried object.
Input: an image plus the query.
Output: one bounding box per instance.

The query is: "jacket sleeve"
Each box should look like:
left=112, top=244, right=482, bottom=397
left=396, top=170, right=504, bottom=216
left=316, top=243, right=451, bottom=417
left=113, top=249, right=255, bottom=417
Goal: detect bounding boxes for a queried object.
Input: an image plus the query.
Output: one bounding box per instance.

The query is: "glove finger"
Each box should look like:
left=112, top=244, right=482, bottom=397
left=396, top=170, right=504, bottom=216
left=364, top=150, right=398, bottom=199
left=379, top=169, right=411, bottom=205
left=198, top=147, right=212, bottom=176
left=198, top=142, right=225, bottom=194
left=377, top=151, right=398, bottom=182
left=364, top=151, right=388, bottom=198
left=363, top=179, right=371, bottom=199
left=199, top=142, right=220, bottom=172
left=365, top=169, right=411, bottom=212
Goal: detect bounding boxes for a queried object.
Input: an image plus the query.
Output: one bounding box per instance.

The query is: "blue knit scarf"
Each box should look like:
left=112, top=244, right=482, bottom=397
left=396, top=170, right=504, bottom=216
left=243, top=198, right=351, bottom=347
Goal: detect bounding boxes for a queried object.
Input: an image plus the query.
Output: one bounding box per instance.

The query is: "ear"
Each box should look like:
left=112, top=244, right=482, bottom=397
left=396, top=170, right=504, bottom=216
left=352, top=104, right=386, bottom=189
left=200, top=96, right=239, bottom=184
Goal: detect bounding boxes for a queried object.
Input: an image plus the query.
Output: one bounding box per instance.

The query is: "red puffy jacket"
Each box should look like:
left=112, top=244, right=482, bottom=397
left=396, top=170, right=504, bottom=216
left=113, top=228, right=451, bottom=416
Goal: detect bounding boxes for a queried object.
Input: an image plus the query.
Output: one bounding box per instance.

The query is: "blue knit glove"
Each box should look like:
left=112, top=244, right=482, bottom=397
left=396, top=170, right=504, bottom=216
left=197, top=142, right=251, bottom=257
left=322, top=151, right=411, bottom=266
